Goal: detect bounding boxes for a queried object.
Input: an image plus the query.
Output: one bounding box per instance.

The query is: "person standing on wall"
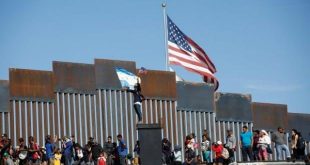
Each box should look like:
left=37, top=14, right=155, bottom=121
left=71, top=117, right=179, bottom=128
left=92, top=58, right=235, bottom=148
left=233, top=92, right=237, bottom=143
left=125, top=82, right=145, bottom=123
left=239, top=126, right=254, bottom=162
left=271, top=127, right=291, bottom=161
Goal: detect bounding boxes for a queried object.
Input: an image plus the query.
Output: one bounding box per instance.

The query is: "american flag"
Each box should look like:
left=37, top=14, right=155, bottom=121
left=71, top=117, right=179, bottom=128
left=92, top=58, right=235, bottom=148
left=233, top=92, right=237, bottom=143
left=167, top=16, right=219, bottom=90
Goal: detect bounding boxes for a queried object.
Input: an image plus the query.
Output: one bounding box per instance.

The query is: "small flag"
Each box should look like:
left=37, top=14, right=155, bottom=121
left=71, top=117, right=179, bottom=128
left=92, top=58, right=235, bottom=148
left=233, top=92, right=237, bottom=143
left=167, top=15, right=219, bottom=90
left=115, top=67, right=139, bottom=90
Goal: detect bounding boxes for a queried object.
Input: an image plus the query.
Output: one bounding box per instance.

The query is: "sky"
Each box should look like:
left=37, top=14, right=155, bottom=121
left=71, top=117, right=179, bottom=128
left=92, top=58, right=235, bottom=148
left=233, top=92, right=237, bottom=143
left=0, top=0, right=309, bottom=114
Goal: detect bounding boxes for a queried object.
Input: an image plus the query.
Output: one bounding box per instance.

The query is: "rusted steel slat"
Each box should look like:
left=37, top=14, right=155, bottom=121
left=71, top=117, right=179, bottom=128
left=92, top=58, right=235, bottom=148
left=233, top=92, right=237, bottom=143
left=9, top=69, right=54, bottom=101
left=252, top=102, right=288, bottom=131
left=0, top=80, right=9, bottom=112
left=139, top=70, right=176, bottom=100
left=215, top=92, right=253, bottom=122
left=176, top=81, right=214, bottom=112
left=53, top=61, right=95, bottom=94
left=288, top=113, right=310, bottom=141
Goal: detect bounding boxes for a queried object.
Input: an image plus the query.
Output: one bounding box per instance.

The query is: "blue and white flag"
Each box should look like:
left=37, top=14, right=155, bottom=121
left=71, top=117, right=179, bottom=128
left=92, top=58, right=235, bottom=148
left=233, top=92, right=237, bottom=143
left=116, top=67, right=138, bottom=90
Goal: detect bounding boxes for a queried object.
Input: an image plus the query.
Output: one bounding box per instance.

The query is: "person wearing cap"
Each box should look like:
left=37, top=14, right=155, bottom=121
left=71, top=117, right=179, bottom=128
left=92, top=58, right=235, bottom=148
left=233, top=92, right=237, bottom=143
left=239, top=125, right=254, bottom=161
left=3, top=152, right=14, bottom=165
left=271, top=127, right=291, bottom=161
left=173, top=145, right=182, bottom=165
left=257, top=130, right=271, bottom=161
left=212, top=141, right=224, bottom=165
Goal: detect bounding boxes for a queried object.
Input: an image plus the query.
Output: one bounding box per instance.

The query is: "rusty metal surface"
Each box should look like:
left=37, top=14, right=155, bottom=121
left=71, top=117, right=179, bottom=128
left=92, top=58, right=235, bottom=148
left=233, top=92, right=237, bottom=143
left=53, top=61, right=96, bottom=94
left=9, top=68, right=54, bottom=101
left=0, top=80, right=9, bottom=112
left=288, top=113, right=310, bottom=141
left=139, top=70, right=176, bottom=100
left=176, top=81, right=214, bottom=112
left=252, top=102, right=288, bottom=131
left=215, top=92, right=252, bottom=122
left=94, top=59, right=136, bottom=89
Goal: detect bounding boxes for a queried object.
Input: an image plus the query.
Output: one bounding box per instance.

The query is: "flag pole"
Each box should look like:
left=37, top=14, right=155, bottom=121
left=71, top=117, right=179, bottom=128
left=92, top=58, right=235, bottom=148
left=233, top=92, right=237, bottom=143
left=162, top=2, right=168, bottom=71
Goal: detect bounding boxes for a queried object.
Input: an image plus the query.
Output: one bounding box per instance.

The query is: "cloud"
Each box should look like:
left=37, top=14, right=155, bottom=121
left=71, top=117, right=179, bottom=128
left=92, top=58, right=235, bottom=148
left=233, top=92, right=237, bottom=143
left=245, top=84, right=302, bottom=92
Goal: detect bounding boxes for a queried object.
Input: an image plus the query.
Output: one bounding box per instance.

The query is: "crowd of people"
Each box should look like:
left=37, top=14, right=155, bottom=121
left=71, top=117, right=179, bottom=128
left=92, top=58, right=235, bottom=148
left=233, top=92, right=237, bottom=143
left=0, top=126, right=308, bottom=165
left=161, top=126, right=307, bottom=165
left=0, top=133, right=141, bottom=165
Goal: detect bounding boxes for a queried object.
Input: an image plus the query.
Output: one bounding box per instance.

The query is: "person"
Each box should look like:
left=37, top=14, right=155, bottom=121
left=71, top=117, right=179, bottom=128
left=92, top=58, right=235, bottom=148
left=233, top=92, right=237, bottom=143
left=3, top=152, right=14, bottom=165
left=252, top=130, right=260, bottom=161
left=201, top=134, right=211, bottom=164
left=291, top=129, right=305, bottom=161
left=97, top=152, right=107, bottom=165
left=45, top=135, right=56, bottom=165
left=195, top=155, right=203, bottom=165
left=28, top=136, right=41, bottom=164
left=16, top=137, right=28, bottom=165
left=90, top=138, right=103, bottom=165
left=271, top=127, right=291, bottom=161
left=133, top=141, right=140, bottom=165
left=184, top=145, right=195, bottom=165
left=257, top=130, right=271, bottom=161
left=103, top=136, right=115, bottom=165
left=212, top=141, right=224, bottom=165
left=162, top=138, right=172, bottom=165
left=54, top=148, right=62, bottom=165
left=125, top=83, right=145, bottom=123
left=239, top=125, right=253, bottom=161
left=116, top=134, right=128, bottom=165
left=62, top=136, right=73, bottom=165
left=172, top=145, right=182, bottom=165
left=225, top=129, right=236, bottom=163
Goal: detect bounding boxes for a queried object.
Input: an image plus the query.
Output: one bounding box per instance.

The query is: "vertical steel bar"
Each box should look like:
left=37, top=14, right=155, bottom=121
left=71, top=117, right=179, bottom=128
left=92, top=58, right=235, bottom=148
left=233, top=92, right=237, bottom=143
left=150, top=100, right=153, bottom=123
left=109, top=90, right=113, bottom=140
left=36, top=101, right=40, bottom=145
left=19, top=101, right=22, bottom=137
left=99, top=90, right=103, bottom=145
left=114, top=90, right=118, bottom=135
left=94, top=94, right=98, bottom=141
left=119, top=91, right=124, bottom=136
left=184, top=111, right=188, bottom=137
left=47, top=102, right=50, bottom=134
left=169, top=101, right=174, bottom=147
left=104, top=90, right=108, bottom=140
left=160, top=100, right=163, bottom=137
left=62, top=93, right=66, bottom=136
left=73, top=94, right=77, bottom=141
left=25, top=102, right=29, bottom=138
left=130, top=93, right=134, bottom=154
left=155, top=100, right=158, bottom=123
left=125, top=91, right=129, bottom=151
left=145, top=99, right=148, bottom=124
left=68, top=94, right=72, bottom=136
left=174, top=102, right=178, bottom=145
left=41, top=102, right=45, bottom=143
left=52, top=103, right=55, bottom=138
left=57, top=93, right=61, bottom=140
left=84, top=94, right=88, bottom=142
left=13, top=100, right=16, bottom=147
left=189, top=111, right=192, bottom=134
left=30, top=101, right=33, bottom=145
left=89, top=95, right=93, bottom=137
left=165, top=101, right=168, bottom=138
left=78, top=94, right=82, bottom=146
